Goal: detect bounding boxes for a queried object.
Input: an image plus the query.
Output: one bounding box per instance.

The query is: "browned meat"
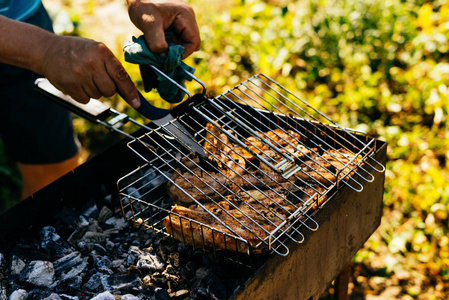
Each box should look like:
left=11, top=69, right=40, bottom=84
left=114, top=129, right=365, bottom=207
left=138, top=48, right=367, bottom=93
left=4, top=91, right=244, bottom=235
left=321, top=148, right=361, bottom=171
left=164, top=205, right=265, bottom=254
left=167, top=164, right=229, bottom=203
left=296, top=149, right=361, bottom=186
left=164, top=183, right=327, bottom=254
left=164, top=123, right=359, bottom=254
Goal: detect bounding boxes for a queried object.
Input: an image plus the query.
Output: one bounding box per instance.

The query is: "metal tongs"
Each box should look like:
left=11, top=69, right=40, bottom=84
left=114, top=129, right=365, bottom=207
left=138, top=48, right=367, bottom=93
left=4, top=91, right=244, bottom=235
left=130, top=66, right=208, bottom=159
left=34, top=65, right=215, bottom=169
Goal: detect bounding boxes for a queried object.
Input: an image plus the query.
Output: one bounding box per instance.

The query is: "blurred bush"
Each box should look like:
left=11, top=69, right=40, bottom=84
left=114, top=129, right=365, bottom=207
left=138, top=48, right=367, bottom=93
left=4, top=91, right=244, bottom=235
left=188, top=0, right=449, bottom=296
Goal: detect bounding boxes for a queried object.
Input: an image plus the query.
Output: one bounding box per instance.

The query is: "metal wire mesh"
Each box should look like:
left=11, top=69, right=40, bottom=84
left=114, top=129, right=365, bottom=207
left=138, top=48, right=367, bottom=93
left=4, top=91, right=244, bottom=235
left=118, top=74, right=385, bottom=256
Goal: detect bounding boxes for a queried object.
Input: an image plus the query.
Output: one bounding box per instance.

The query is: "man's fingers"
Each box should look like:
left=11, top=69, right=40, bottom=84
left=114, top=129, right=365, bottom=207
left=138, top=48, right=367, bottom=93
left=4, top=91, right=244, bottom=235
left=143, top=24, right=169, bottom=54
left=172, top=13, right=201, bottom=58
left=92, top=74, right=117, bottom=98
left=105, top=58, right=140, bottom=108
left=81, top=81, right=102, bottom=100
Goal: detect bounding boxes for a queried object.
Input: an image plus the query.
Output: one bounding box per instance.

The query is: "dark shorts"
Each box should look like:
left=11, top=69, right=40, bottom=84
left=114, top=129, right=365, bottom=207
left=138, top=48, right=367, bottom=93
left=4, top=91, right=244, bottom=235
left=0, top=3, right=79, bottom=164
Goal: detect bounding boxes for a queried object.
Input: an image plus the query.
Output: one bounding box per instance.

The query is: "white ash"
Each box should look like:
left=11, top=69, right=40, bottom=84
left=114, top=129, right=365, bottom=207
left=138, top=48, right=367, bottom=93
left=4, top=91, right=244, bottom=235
left=9, top=256, right=25, bottom=277
left=120, top=294, right=141, bottom=300
left=0, top=254, right=6, bottom=300
left=19, top=260, right=54, bottom=287
left=43, top=293, right=63, bottom=300
left=59, top=294, right=79, bottom=300
left=105, top=216, right=127, bottom=230
left=1, top=196, right=255, bottom=299
left=98, top=207, right=114, bottom=224
left=90, top=291, right=115, bottom=300
left=8, top=289, right=27, bottom=300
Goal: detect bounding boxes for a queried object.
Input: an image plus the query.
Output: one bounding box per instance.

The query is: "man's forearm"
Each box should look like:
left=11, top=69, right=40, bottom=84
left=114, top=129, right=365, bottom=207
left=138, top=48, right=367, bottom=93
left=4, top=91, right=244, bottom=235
left=0, top=15, right=53, bottom=74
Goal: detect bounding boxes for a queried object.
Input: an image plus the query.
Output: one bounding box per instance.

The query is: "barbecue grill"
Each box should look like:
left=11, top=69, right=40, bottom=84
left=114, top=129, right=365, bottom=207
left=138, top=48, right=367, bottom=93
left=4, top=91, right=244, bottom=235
left=0, top=71, right=387, bottom=298
left=35, top=73, right=385, bottom=259
left=110, top=73, right=384, bottom=257
left=13, top=73, right=387, bottom=299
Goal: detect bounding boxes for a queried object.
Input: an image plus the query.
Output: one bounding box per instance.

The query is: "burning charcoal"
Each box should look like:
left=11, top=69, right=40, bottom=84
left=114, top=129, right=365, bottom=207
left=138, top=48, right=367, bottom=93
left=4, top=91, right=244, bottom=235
left=60, top=276, right=83, bottom=292
left=97, top=266, right=114, bottom=275
left=9, top=289, right=28, bottom=300
left=68, top=228, right=88, bottom=246
left=169, top=289, right=190, bottom=300
left=57, top=258, right=88, bottom=282
left=191, top=250, right=205, bottom=266
left=59, top=294, right=80, bottom=300
left=147, top=272, right=168, bottom=289
left=43, top=293, right=63, bottom=300
left=80, top=231, right=109, bottom=244
left=98, top=207, right=113, bottom=224
left=105, top=217, right=127, bottom=230
left=158, top=239, right=178, bottom=262
left=163, top=264, right=178, bottom=277
left=76, top=241, right=93, bottom=253
left=86, top=219, right=103, bottom=232
left=110, top=259, right=124, bottom=270
left=94, top=256, right=112, bottom=269
left=193, top=267, right=213, bottom=286
left=168, top=252, right=180, bottom=268
left=121, top=294, right=141, bottom=300
left=78, top=215, right=91, bottom=227
left=40, top=226, right=73, bottom=258
left=51, top=251, right=89, bottom=291
left=126, top=246, right=141, bottom=266
left=191, top=266, right=227, bottom=299
left=19, top=260, right=55, bottom=287
left=190, top=287, right=210, bottom=300
left=67, top=218, right=103, bottom=246
left=101, top=273, right=142, bottom=292
left=90, top=291, right=115, bottom=300
left=105, top=240, right=115, bottom=251
left=205, top=274, right=227, bottom=300
left=200, top=252, right=216, bottom=268
left=53, top=251, right=83, bottom=273
left=0, top=254, right=6, bottom=300
left=136, top=251, right=164, bottom=272
left=81, top=203, right=100, bottom=219
left=124, top=210, right=134, bottom=219
left=83, top=272, right=104, bottom=292
left=124, top=187, right=142, bottom=200
left=10, top=255, right=26, bottom=277
left=154, top=287, right=170, bottom=300
left=26, top=289, right=55, bottom=299
left=180, top=263, right=195, bottom=281
left=94, top=243, right=107, bottom=254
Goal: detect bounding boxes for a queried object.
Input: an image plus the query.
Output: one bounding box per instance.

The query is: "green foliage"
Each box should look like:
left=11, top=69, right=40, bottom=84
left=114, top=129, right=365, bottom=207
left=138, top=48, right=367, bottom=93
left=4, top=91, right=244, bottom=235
left=189, top=0, right=449, bottom=296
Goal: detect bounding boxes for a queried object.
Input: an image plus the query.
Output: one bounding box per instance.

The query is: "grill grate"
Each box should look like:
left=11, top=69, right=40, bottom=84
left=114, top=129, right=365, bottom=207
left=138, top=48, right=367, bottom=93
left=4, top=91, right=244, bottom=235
left=118, top=74, right=385, bottom=256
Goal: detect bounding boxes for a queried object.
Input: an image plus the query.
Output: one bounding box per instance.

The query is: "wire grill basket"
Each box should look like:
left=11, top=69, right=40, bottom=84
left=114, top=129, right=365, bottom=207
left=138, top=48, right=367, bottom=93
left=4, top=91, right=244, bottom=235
left=118, top=74, right=385, bottom=256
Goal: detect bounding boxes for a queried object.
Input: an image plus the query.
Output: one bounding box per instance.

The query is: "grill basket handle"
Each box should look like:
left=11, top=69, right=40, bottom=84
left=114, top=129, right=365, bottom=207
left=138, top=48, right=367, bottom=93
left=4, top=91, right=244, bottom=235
left=34, top=78, right=111, bottom=123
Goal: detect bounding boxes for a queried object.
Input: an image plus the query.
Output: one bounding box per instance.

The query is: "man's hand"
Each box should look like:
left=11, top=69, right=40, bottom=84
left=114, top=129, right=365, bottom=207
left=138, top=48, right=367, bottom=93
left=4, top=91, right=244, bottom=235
left=127, top=0, right=201, bottom=58
left=0, top=15, right=140, bottom=108
left=39, top=35, right=140, bottom=107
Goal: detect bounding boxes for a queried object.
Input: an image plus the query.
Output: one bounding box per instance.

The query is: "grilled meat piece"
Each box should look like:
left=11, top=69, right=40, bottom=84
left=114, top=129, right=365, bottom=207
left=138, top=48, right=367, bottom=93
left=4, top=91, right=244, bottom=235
left=164, top=205, right=264, bottom=254
left=167, top=148, right=250, bottom=203
left=297, top=149, right=361, bottom=186
left=321, top=148, right=361, bottom=170
left=245, top=128, right=306, bottom=154
left=168, top=168, right=228, bottom=204
left=168, top=160, right=294, bottom=204
left=165, top=122, right=358, bottom=254
left=164, top=183, right=327, bottom=254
